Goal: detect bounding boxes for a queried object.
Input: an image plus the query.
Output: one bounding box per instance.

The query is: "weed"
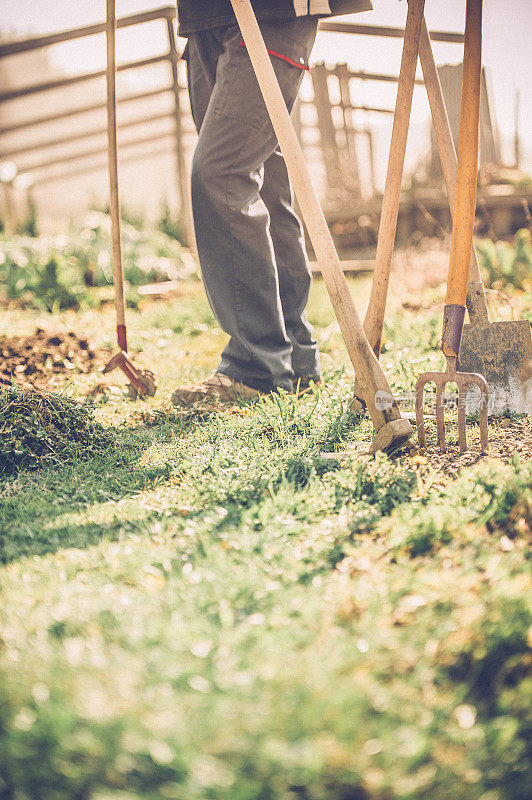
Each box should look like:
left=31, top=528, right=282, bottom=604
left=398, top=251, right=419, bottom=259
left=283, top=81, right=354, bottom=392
left=0, top=386, right=112, bottom=475
left=16, top=197, right=39, bottom=238
left=157, top=199, right=184, bottom=242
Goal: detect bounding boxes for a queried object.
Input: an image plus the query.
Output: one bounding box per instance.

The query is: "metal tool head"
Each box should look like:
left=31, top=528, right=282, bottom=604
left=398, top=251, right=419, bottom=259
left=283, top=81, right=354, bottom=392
left=102, top=350, right=156, bottom=399
left=460, top=319, right=532, bottom=415
left=415, top=355, right=489, bottom=453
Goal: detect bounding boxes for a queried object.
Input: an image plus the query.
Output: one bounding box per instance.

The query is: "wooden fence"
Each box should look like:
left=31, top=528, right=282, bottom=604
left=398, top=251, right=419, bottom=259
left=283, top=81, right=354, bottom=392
left=0, top=6, right=195, bottom=242
left=6, top=7, right=508, bottom=249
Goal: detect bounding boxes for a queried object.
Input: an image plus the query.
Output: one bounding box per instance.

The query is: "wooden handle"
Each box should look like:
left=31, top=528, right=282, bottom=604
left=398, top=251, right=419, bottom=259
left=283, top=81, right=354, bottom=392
left=446, top=0, right=482, bottom=306
left=229, top=0, right=403, bottom=431
left=419, top=17, right=489, bottom=326
left=364, top=0, right=425, bottom=355
left=418, top=18, right=483, bottom=282
left=106, top=0, right=127, bottom=346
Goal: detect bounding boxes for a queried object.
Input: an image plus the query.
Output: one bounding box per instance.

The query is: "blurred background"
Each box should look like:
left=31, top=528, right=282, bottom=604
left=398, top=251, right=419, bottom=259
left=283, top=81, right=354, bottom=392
left=0, top=0, right=531, bottom=250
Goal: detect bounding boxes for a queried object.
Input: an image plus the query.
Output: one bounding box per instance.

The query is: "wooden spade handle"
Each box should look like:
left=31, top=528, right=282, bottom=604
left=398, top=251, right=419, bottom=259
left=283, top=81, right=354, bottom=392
left=418, top=18, right=482, bottom=283
left=229, top=0, right=404, bottom=431
left=418, top=16, right=490, bottom=326
left=106, top=0, right=127, bottom=350
left=446, top=0, right=482, bottom=306
left=364, top=0, right=425, bottom=356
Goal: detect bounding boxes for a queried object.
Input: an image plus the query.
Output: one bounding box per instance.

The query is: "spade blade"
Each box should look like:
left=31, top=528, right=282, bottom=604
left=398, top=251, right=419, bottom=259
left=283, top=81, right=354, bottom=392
left=459, top=320, right=532, bottom=415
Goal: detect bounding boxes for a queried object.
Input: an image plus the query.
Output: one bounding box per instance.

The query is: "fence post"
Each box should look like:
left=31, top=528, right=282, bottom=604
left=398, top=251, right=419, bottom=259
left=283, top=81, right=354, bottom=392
left=165, top=15, right=195, bottom=250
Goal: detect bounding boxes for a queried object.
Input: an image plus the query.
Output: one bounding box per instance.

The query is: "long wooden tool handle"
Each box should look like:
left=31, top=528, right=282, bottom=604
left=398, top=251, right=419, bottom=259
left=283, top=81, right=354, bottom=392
left=418, top=15, right=489, bottom=326
left=418, top=19, right=481, bottom=281
left=229, top=0, right=403, bottom=431
left=106, top=0, right=127, bottom=351
left=446, top=0, right=482, bottom=307
left=364, top=0, right=425, bottom=356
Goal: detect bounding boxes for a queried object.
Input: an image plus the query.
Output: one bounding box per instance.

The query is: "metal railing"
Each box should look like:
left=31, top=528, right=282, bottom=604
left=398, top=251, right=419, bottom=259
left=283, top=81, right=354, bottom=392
left=0, top=5, right=194, bottom=243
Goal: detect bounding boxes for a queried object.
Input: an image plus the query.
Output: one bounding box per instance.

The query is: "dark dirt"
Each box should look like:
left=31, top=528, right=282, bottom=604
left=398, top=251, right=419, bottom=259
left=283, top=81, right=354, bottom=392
left=409, top=416, right=532, bottom=476
left=322, top=416, right=531, bottom=478
left=0, top=329, right=100, bottom=390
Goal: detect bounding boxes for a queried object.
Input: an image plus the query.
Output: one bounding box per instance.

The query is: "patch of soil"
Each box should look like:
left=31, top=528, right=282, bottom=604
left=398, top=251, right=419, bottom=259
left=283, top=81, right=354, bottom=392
left=322, top=417, right=531, bottom=477
left=406, top=417, right=532, bottom=476
left=0, top=329, right=100, bottom=390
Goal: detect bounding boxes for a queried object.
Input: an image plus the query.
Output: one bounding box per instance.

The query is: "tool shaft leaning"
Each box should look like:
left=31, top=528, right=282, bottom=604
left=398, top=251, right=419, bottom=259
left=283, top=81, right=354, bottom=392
left=106, top=0, right=127, bottom=351
left=446, top=0, right=482, bottom=309
left=229, top=0, right=405, bottom=432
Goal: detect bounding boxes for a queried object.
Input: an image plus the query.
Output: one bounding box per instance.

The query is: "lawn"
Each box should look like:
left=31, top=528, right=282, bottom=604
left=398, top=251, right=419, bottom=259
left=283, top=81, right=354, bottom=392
left=0, top=233, right=530, bottom=800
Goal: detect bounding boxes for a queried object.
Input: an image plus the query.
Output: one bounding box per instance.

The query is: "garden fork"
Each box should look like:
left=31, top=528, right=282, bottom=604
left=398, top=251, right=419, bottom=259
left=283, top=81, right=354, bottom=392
left=415, top=341, right=488, bottom=453
left=416, top=0, right=488, bottom=453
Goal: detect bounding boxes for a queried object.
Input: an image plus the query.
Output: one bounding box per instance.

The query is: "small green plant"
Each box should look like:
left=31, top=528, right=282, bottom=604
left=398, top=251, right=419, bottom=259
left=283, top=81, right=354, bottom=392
left=476, top=228, right=532, bottom=290
left=0, top=210, right=188, bottom=310
left=30, top=255, right=84, bottom=312
left=17, top=197, right=39, bottom=237
left=157, top=199, right=184, bottom=242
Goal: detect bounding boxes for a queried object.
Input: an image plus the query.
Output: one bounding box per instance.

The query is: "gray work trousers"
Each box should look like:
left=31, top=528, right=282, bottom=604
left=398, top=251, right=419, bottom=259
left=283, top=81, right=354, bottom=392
left=186, top=18, right=321, bottom=392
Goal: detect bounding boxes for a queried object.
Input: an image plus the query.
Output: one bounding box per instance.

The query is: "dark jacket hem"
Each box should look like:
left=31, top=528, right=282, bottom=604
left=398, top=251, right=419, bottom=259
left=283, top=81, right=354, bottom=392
left=177, top=1, right=372, bottom=37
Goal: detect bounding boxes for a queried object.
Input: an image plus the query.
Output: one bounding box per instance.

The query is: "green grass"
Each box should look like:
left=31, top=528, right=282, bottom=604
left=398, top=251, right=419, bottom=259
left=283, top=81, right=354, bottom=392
left=0, top=272, right=530, bottom=800
left=476, top=228, right=532, bottom=292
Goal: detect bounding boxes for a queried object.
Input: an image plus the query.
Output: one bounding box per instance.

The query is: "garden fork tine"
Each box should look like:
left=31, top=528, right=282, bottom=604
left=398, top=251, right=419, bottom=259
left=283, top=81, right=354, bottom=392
left=415, top=360, right=488, bottom=453
left=416, top=0, right=488, bottom=454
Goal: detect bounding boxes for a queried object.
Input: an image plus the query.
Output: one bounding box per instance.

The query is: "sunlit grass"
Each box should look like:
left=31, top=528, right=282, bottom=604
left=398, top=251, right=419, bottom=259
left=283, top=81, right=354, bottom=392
left=0, top=276, right=530, bottom=800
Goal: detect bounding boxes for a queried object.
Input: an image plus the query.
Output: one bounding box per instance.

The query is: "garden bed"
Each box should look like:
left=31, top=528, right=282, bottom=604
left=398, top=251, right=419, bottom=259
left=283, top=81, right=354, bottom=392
left=0, top=329, right=99, bottom=390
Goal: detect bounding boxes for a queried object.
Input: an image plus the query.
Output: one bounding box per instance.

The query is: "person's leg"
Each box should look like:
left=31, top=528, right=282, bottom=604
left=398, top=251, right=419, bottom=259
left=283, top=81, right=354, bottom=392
left=185, top=31, right=221, bottom=134
left=261, top=147, right=321, bottom=383
left=189, top=19, right=318, bottom=393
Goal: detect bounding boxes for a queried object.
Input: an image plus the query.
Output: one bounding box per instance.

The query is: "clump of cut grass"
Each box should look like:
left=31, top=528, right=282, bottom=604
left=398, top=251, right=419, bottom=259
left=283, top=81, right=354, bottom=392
left=0, top=386, right=112, bottom=475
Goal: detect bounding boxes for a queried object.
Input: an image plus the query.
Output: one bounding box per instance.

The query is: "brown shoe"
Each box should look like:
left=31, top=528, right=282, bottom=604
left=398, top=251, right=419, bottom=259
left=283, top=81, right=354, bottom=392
left=171, top=372, right=262, bottom=406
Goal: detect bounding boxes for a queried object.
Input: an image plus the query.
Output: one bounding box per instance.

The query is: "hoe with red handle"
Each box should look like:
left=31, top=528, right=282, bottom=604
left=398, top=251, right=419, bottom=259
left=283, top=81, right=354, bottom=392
left=102, top=0, right=156, bottom=399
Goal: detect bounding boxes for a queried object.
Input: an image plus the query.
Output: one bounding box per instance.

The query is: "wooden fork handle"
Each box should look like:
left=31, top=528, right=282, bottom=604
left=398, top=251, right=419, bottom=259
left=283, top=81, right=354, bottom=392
left=446, top=0, right=482, bottom=307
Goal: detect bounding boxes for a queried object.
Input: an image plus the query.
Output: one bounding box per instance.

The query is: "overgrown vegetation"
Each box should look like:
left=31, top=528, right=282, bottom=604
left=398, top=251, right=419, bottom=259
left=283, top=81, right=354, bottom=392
left=0, top=211, right=191, bottom=311
left=477, top=227, right=532, bottom=291
left=0, top=386, right=112, bottom=475
left=0, top=228, right=530, bottom=800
